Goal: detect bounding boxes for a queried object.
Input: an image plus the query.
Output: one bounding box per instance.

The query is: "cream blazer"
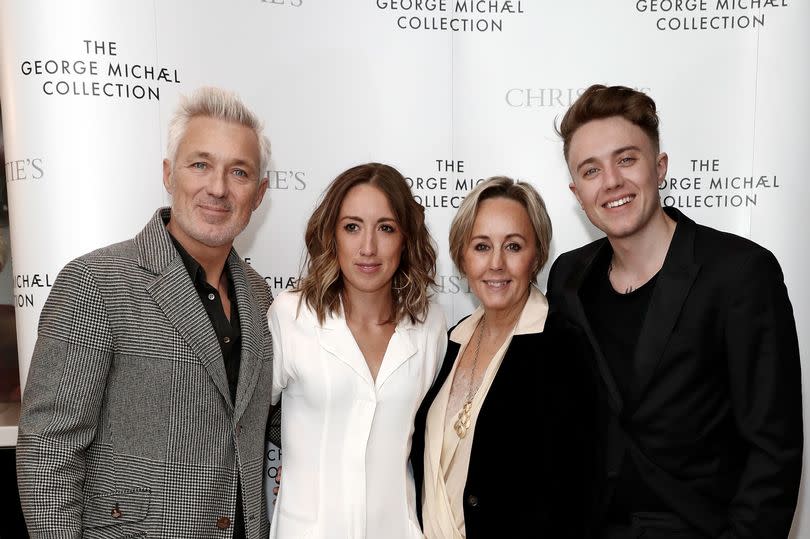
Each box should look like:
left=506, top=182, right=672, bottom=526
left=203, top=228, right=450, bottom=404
left=268, top=290, right=447, bottom=539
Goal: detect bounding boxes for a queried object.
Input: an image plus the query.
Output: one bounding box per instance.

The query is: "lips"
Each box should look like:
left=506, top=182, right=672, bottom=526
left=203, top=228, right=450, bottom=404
left=355, top=263, right=382, bottom=274
left=603, top=194, right=634, bottom=209
left=197, top=202, right=231, bottom=214
left=483, top=279, right=510, bottom=289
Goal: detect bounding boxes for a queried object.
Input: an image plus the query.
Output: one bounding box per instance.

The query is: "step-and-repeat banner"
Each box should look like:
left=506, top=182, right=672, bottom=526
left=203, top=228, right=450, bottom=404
left=2, top=0, right=808, bottom=532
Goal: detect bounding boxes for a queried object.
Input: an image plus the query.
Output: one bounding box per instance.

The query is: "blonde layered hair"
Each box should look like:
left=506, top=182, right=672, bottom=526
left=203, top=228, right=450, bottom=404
left=449, top=176, right=552, bottom=282
left=296, top=163, right=437, bottom=324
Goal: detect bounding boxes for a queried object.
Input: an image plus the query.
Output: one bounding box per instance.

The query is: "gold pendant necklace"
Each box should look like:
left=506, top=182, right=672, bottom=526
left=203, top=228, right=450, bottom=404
left=454, top=315, right=486, bottom=439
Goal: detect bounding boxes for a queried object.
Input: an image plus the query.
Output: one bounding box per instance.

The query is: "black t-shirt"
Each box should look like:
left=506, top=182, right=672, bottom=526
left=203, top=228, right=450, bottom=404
left=581, top=249, right=667, bottom=520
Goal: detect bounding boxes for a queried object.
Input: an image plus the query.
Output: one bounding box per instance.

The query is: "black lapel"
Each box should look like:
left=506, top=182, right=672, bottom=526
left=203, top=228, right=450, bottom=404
left=628, top=208, right=700, bottom=410
left=562, top=240, right=625, bottom=415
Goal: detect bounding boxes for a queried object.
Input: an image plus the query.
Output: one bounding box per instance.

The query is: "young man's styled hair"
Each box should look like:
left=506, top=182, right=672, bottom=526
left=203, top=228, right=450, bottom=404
left=558, top=84, right=660, bottom=161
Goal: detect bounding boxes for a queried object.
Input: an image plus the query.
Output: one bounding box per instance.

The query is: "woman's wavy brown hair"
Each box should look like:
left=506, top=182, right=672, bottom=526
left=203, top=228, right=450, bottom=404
left=295, top=162, right=437, bottom=325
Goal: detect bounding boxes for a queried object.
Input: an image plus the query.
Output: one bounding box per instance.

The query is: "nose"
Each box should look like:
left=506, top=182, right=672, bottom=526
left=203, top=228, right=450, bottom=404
left=490, top=248, right=504, bottom=271
left=359, top=230, right=376, bottom=256
left=604, top=163, right=624, bottom=190
left=207, top=168, right=229, bottom=198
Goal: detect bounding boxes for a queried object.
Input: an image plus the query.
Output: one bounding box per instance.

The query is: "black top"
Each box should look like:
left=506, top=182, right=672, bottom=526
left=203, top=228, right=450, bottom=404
left=581, top=248, right=666, bottom=520
left=170, top=235, right=242, bottom=404
left=581, top=249, right=656, bottom=406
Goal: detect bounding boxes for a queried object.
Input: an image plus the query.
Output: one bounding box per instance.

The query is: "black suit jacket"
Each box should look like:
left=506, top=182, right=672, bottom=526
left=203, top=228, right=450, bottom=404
left=546, top=207, right=802, bottom=539
left=411, top=310, right=601, bottom=539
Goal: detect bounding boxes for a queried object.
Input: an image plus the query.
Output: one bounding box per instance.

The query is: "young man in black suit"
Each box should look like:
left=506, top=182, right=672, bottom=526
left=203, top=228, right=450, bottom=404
left=546, top=84, right=802, bottom=539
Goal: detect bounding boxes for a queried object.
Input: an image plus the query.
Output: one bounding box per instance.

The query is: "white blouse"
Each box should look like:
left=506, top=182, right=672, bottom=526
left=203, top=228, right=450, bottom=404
left=268, top=290, right=448, bottom=539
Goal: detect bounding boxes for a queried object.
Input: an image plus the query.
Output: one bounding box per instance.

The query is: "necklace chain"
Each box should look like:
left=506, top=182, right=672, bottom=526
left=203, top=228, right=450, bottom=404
left=453, top=315, right=486, bottom=439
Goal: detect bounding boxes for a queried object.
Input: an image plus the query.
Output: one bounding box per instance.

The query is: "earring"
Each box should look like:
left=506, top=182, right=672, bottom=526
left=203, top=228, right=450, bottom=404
left=392, top=270, right=413, bottom=292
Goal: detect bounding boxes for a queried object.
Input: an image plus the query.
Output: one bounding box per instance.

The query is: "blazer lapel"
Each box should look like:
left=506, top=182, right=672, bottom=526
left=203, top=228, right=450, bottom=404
left=136, top=208, right=234, bottom=411
left=230, top=252, right=265, bottom=423
left=563, top=240, right=625, bottom=415
left=629, top=209, right=700, bottom=410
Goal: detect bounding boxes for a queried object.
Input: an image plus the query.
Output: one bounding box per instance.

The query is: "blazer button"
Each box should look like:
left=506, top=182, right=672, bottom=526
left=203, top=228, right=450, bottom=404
left=467, top=495, right=479, bottom=507
left=216, top=516, right=231, bottom=529
left=111, top=503, right=122, bottom=519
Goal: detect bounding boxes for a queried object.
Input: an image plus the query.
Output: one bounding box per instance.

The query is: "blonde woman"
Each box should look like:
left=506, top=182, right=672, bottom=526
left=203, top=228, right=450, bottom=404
left=411, top=177, right=600, bottom=538
left=268, top=163, right=447, bottom=539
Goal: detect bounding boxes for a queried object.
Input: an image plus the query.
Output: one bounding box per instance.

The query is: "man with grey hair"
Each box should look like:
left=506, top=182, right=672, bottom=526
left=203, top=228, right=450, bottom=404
left=17, top=87, right=274, bottom=538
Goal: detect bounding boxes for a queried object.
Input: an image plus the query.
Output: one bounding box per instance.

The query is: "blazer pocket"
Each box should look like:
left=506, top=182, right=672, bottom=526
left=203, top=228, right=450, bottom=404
left=83, top=487, right=151, bottom=529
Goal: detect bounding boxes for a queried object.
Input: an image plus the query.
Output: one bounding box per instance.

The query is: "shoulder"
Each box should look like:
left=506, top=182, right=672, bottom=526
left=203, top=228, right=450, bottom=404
left=52, top=238, right=138, bottom=288
left=555, top=237, right=605, bottom=264
left=548, top=237, right=606, bottom=280
left=688, top=221, right=782, bottom=281
left=76, top=238, right=138, bottom=268
left=421, top=300, right=447, bottom=329
left=694, top=222, right=773, bottom=259
left=447, top=312, right=474, bottom=340
left=269, top=290, right=308, bottom=323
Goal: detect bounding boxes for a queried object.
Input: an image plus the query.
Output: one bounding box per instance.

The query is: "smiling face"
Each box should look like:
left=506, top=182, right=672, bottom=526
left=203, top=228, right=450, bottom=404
left=462, top=197, right=537, bottom=316
left=567, top=116, right=668, bottom=241
left=163, top=116, right=268, bottom=255
left=336, top=183, right=404, bottom=299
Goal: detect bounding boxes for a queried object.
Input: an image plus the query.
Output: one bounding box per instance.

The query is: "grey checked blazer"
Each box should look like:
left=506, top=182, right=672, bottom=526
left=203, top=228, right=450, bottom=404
left=17, top=208, right=274, bottom=539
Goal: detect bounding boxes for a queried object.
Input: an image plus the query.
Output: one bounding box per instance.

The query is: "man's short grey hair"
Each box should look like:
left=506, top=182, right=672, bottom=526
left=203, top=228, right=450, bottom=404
left=166, top=87, right=271, bottom=178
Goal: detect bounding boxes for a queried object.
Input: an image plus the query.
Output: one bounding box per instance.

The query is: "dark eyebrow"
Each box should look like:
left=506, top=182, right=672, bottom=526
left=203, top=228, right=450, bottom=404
left=339, top=216, right=397, bottom=223
left=575, top=145, right=642, bottom=172
left=612, top=145, right=642, bottom=156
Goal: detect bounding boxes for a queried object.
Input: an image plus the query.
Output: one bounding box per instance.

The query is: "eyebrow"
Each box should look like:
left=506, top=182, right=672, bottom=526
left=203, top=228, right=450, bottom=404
left=340, top=215, right=397, bottom=223
left=470, top=233, right=527, bottom=242
left=187, top=151, right=213, bottom=161
left=575, top=145, right=641, bottom=171
left=186, top=151, right=256, bottom=170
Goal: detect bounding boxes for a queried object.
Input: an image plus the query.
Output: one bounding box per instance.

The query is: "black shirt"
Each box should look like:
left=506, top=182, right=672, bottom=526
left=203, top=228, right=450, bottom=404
left=169, top=235, right=242, bottom=403
left=581, top=249, right=667, bottom=521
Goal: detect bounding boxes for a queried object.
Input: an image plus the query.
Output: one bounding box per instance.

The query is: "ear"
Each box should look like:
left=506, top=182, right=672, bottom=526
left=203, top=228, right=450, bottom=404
left=569, top=181, right=584, bottom=208
left=252, top=177, right=269, bottom=210
left=162, top=159, right=173, bottom=194
left=656, top=152, right=668, bottom=185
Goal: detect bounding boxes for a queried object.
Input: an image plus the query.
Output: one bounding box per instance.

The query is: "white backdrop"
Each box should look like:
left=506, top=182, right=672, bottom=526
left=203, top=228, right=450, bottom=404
left=1, top=0, right=807, bottom=534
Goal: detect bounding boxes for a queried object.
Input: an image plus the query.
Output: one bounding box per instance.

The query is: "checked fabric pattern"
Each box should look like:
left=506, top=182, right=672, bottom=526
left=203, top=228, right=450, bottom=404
left=17, top=208, right=274, bottom=539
